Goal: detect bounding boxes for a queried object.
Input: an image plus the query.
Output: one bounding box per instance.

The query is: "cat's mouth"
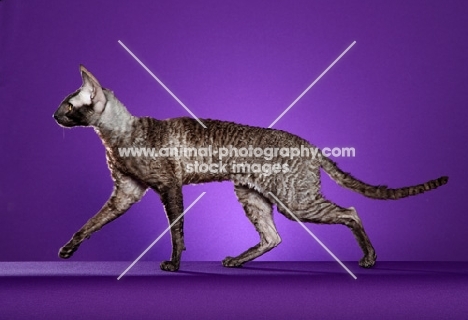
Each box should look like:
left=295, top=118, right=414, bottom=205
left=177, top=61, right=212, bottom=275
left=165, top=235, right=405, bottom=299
left=53, top=114, right=76, bottom=128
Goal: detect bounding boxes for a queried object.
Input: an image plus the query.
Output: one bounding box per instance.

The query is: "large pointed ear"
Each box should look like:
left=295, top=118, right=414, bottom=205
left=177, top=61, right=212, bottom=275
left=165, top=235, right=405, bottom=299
left=79, top=65, right=106, bottom=113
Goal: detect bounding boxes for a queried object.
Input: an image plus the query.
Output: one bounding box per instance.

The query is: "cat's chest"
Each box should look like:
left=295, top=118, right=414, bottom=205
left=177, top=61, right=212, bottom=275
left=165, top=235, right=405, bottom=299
left=104, top=137, right=176, bottom=186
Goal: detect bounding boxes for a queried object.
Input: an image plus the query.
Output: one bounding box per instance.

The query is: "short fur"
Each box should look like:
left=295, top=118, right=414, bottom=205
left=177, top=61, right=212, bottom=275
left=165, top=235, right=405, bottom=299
left=53, top=66, right=448, bottom=271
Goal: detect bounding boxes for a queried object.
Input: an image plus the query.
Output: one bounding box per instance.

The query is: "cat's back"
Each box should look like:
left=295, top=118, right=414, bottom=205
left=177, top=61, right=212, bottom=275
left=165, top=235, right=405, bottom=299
left=153, top=117, right=313, bottom=149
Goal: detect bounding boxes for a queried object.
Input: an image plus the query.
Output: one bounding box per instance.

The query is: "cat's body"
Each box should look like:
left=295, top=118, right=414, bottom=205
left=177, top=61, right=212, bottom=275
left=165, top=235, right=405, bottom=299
left=53, top=66, right=448, bottom=271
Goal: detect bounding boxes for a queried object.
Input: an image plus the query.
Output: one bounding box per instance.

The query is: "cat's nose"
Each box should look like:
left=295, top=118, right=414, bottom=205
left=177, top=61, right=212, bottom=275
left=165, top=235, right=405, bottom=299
left=53, top=113, right=59, bottom=120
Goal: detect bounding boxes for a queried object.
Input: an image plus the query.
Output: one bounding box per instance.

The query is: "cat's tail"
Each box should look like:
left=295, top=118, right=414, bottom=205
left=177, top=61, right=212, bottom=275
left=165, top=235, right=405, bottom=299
left=321, top=157, right=448, bottom=200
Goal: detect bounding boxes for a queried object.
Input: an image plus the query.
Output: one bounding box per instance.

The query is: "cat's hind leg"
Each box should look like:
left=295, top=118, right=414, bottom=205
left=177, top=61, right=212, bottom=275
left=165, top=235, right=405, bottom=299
left=58, top=174, right=147, bottom=259
left=278, top=197, right=377, bottom=268
left=223, top=184, right=281, bottom=268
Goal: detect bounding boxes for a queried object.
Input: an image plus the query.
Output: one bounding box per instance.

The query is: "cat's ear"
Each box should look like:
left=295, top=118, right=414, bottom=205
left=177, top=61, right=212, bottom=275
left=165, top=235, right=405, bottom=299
left=79, top=65, right=106, bottom=113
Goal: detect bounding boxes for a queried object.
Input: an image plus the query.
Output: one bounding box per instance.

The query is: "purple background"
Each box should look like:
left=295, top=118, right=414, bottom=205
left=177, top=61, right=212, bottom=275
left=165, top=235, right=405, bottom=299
left=2, top=262, right=468, bottom=319
left=0, top=0, right=466, bottom=263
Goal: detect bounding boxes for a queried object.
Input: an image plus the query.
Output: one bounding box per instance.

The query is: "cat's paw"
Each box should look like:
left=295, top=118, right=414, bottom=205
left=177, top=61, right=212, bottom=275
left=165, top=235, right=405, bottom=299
left=58, top=244, right=76, bottom=259
left=160, top=260, right=179, bottom=272
left=222, top=256, right=243, bottom=268
left=359, top=253, right=377, bottom=268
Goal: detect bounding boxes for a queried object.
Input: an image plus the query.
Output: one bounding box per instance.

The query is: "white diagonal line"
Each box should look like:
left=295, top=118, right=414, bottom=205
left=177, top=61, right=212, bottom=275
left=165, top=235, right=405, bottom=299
left=118, top=40, right=207, bottom=128
left=268, top=41, right=356, bottom=128
left=117, top=192, right=206, bottom=280
left=268, top=192, right=357, bottom=279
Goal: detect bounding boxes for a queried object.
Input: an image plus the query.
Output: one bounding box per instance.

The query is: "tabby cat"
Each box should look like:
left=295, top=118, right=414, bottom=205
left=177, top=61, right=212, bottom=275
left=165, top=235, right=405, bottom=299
left=53, top=66, right=448, bottom=271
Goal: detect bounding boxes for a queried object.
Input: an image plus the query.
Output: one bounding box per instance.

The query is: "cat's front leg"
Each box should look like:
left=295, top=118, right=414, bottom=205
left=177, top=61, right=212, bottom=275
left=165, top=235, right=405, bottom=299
left=59, top=175, right=147, bottom=259
left=158, top=186, right=185, bottom=272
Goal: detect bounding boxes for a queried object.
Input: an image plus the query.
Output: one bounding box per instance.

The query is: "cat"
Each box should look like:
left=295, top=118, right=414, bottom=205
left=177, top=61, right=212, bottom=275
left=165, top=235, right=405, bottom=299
left=53, top=65, right=448, bottom=271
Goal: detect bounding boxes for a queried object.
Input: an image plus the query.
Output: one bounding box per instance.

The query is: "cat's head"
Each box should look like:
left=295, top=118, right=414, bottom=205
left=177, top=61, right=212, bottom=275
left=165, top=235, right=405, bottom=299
left=53, top=65, right=107, bottom=128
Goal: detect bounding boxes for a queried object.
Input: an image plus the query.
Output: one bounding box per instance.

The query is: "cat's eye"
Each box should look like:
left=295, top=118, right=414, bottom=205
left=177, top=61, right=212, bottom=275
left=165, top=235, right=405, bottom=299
left=67, top=103, right=74, bottom=112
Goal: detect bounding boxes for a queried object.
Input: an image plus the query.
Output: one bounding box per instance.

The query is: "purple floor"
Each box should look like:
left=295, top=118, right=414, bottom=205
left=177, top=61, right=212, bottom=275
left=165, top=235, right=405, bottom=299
left=1, top=262, right=467, bottom=319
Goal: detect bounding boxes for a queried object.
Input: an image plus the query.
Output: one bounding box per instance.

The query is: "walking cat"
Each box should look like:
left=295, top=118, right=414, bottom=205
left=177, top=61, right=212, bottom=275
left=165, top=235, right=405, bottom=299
left=53, top=66, right=448, bottom=271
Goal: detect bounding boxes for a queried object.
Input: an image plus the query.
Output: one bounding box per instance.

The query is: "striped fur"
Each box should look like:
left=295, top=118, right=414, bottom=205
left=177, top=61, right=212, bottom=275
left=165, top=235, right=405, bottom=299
left=53, top=66, right=448, bottom=271
left=321, top=157, right=449, bottom=200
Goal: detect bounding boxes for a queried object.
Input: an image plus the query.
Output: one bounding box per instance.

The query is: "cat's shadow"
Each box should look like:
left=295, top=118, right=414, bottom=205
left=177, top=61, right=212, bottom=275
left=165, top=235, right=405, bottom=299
left=175, top=265, right=338, bottom=276
left=243, top=265, right=336, bottom=275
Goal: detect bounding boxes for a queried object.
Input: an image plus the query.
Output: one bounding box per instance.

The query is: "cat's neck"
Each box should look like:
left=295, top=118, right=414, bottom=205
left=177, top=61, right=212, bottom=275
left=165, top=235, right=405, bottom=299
left=94, top=90, right=136, bottom=141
